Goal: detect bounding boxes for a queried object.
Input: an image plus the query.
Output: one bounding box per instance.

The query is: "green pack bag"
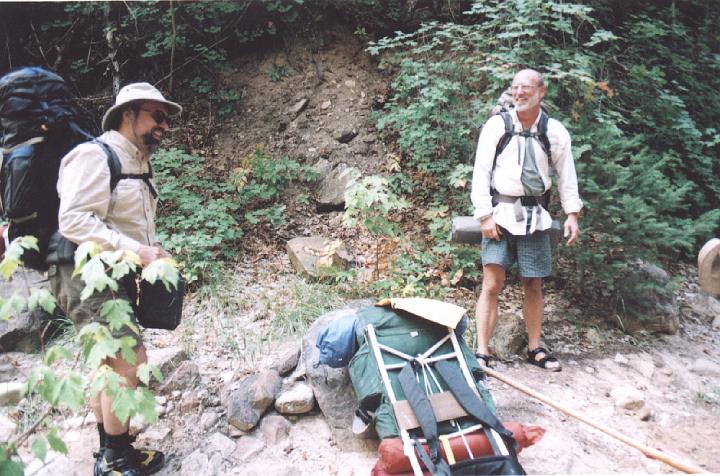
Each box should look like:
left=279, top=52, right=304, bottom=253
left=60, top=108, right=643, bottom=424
left=347, top=305, right=496, bottom=440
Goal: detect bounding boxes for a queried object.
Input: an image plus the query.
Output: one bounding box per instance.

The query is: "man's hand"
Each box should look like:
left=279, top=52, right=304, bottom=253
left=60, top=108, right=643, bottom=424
left=137, top=245, right=170, bottom=266
left=480, top=216, right=502, bottom=241
left=564, top=213, right=580, bottom=246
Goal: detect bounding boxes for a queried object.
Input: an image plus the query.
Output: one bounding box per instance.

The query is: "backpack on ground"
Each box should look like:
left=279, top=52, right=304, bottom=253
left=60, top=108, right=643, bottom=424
left=0, top=67, right=123, bottom=270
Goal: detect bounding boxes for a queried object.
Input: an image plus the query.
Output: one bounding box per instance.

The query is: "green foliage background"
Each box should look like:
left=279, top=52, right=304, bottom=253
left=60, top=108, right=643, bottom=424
left=0, top=0, right=718, bottom=307
left=369, top=0, right=720, bottom=307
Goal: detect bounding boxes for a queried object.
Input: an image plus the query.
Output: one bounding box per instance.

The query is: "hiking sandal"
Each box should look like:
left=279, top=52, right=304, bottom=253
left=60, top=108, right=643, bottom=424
left=475, top=352, right=497, bottom=369
left=527, top=347, right=562, bottom=372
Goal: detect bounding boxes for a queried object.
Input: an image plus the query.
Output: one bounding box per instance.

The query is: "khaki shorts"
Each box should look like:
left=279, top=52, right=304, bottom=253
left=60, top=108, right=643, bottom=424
left=48, top=263, right=142, bottom=344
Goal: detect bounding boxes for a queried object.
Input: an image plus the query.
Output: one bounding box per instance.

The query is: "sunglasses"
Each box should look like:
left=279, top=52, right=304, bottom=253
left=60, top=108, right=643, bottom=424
left=139, top=108, right=169, bottom=125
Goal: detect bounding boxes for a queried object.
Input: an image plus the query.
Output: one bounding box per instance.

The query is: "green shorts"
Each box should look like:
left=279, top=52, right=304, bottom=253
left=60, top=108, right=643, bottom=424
left=48, top=263, right=142, bottom=344
left=481, top=228, right=552, bottom=278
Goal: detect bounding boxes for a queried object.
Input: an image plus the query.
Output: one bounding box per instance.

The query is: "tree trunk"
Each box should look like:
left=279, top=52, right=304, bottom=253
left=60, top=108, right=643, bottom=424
left=105, top=2, right=121, bottom=95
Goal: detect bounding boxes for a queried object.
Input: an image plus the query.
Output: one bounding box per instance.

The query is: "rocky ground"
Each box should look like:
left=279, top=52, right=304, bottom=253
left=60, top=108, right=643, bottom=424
left=2, top=22, right=719, bottom=476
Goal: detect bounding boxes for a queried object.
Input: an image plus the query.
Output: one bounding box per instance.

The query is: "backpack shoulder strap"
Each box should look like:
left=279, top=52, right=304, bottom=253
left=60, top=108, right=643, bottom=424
left=92, top=140, right=122, bottom=192
left=92, top=140, right=158, bottom=199
left=536, top=111, right=552, bottom=158
left=492, top=111, right=515, bottom=172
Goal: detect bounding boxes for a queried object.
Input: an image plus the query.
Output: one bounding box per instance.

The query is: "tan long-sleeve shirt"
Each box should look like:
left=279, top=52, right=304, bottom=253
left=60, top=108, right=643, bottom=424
left=57, top=130, right=159, bottom=253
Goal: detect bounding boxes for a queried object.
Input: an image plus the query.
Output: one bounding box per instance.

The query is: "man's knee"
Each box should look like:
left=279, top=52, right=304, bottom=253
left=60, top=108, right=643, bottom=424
left=521, top=277, right=542, bottom=295
left=481, top=265, right=506, bottom=295
left=106, top=345, right=147, bottom=388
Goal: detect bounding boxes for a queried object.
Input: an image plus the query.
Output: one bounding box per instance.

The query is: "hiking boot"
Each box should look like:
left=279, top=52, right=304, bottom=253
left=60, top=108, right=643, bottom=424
left=94, top=446, right=165, bottom=476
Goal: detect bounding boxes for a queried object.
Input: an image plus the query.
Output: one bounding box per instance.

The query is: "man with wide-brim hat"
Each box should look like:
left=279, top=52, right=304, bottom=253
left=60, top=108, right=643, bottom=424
left=49, top=82, right=181, bottom=476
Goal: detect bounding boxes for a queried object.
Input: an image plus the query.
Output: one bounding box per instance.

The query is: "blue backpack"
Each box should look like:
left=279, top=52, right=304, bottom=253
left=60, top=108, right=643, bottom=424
left=315, top=313, right=359, bottom=368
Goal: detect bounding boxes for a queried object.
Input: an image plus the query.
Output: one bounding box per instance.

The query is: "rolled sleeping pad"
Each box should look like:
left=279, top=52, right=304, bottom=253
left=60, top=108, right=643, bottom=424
left=451, top=216, right=563, bottom=249
left=374, top=421, right=545, bottom=474
left=698, top=238, right=720, bottom=296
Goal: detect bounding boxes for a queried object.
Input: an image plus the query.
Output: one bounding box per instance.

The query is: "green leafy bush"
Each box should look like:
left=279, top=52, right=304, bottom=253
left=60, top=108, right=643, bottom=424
left=153, top=147, right=317, bottom=283
left=369, top=0, right=720, bottom=314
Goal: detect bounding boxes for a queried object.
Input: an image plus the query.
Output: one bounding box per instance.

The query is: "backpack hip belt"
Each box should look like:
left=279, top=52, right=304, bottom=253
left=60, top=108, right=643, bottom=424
left=492, top=192, right=548, bottom=209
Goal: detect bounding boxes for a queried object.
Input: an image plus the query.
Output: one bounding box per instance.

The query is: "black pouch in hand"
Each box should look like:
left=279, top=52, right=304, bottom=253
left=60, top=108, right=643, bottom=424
left=135, top=275, right=185, bottom=330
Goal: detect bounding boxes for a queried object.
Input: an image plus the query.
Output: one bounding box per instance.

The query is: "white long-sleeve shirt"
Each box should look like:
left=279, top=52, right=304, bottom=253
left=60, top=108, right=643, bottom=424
left=470, top=109, right=583, bottom=235
left=57, top=130, right=159, bottom=253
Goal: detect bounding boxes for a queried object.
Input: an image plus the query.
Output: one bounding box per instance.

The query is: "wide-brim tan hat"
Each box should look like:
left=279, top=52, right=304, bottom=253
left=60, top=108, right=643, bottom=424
left=698, top=238, right=720, bottom=296
left=101, top=82, right=182, bottom=131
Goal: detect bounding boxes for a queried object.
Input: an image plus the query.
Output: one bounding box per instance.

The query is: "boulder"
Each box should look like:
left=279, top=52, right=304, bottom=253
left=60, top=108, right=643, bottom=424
left=0, top=381, right=24, bottom=406
left=315, top=163, right=359, bottom=211
left=161, top=361, right=200, bottom=393
left=683, top=290, right=720, bottom=324
left=616, top=262, right=679, bottom=334
left=227, top=370, right=282, bottom=431
left=0, top=268, right=51, bottom=353
left=287, top=236, right=353, bottom=278
left=0, top=352, right=39, bottom=382
left=260, top=414, right=291, bottom=444
left=146, top=347, right=188, bottom=389
left=302, top=300, right=374, bottom=450
left=489, top=313, right=526, bottom=360
left=270, top=345, right=301, bottom=376
left=274, top=381, right=315, bottom=414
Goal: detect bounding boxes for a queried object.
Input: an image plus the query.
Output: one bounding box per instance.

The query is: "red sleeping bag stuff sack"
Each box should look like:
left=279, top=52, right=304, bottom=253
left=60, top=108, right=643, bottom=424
left=373, top=422, right=545, bottom=475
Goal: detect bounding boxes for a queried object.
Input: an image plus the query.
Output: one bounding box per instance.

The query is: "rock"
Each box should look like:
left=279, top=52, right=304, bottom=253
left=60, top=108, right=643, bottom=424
left=610, top=386, right=645, bottom=410
left=683, top=291, right=720, bottom=324
left=260, top=414, right=291, bottom=444
left=321, top=100, right=332, bottom=110
left=637, top=405, right=653, bottom=421
left=274, top=381, right=315, bottom=414
left=235, top=436, right=265, bottom=461
left=312, top=158, right=333, bottom=180
left=614, top=353, right=628, bottom=365
left=616, top=261, right=679, bottom=334
left=201, top=411, right=221, bottom=431
left=0, top=413, right=17, bottom=441
left=180, top=449, right=210, bottom=476
left=227, top=370, right=282, bottom=431
left=206, top=431, right=238, bottom=459
left=690, top=358, right=720, bottom=377
left=288, top=98, right=309, bottom=117
left=302, top=301, right=374, bottom=450
left=489, top=313, right=526, bottom=360
left=139, top=426, right=172, bottom=443
left=0, top=381, right=24, bottom=406
left=179, top=391, right=202, bottom=412
left=286, top=236, right=353, bottom=278
left=316, top=163, right=359, bottom=211
left=627, top=354, right=655, bottom=379
left=161, top=361, right=200, bottom=393
left=0, top=269, right=51, bottom=352
left=271, top=346, right=300, bottom=376
left=146, top=347, right=188, bottom=389
left=335, top=129, right=357, bottom=144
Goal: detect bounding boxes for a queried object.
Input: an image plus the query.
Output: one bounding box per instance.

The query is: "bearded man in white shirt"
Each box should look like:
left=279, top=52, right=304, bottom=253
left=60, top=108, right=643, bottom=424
left=470, top=69, right=583, bottom=372
left=49, top=83, right=180, bottom=475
